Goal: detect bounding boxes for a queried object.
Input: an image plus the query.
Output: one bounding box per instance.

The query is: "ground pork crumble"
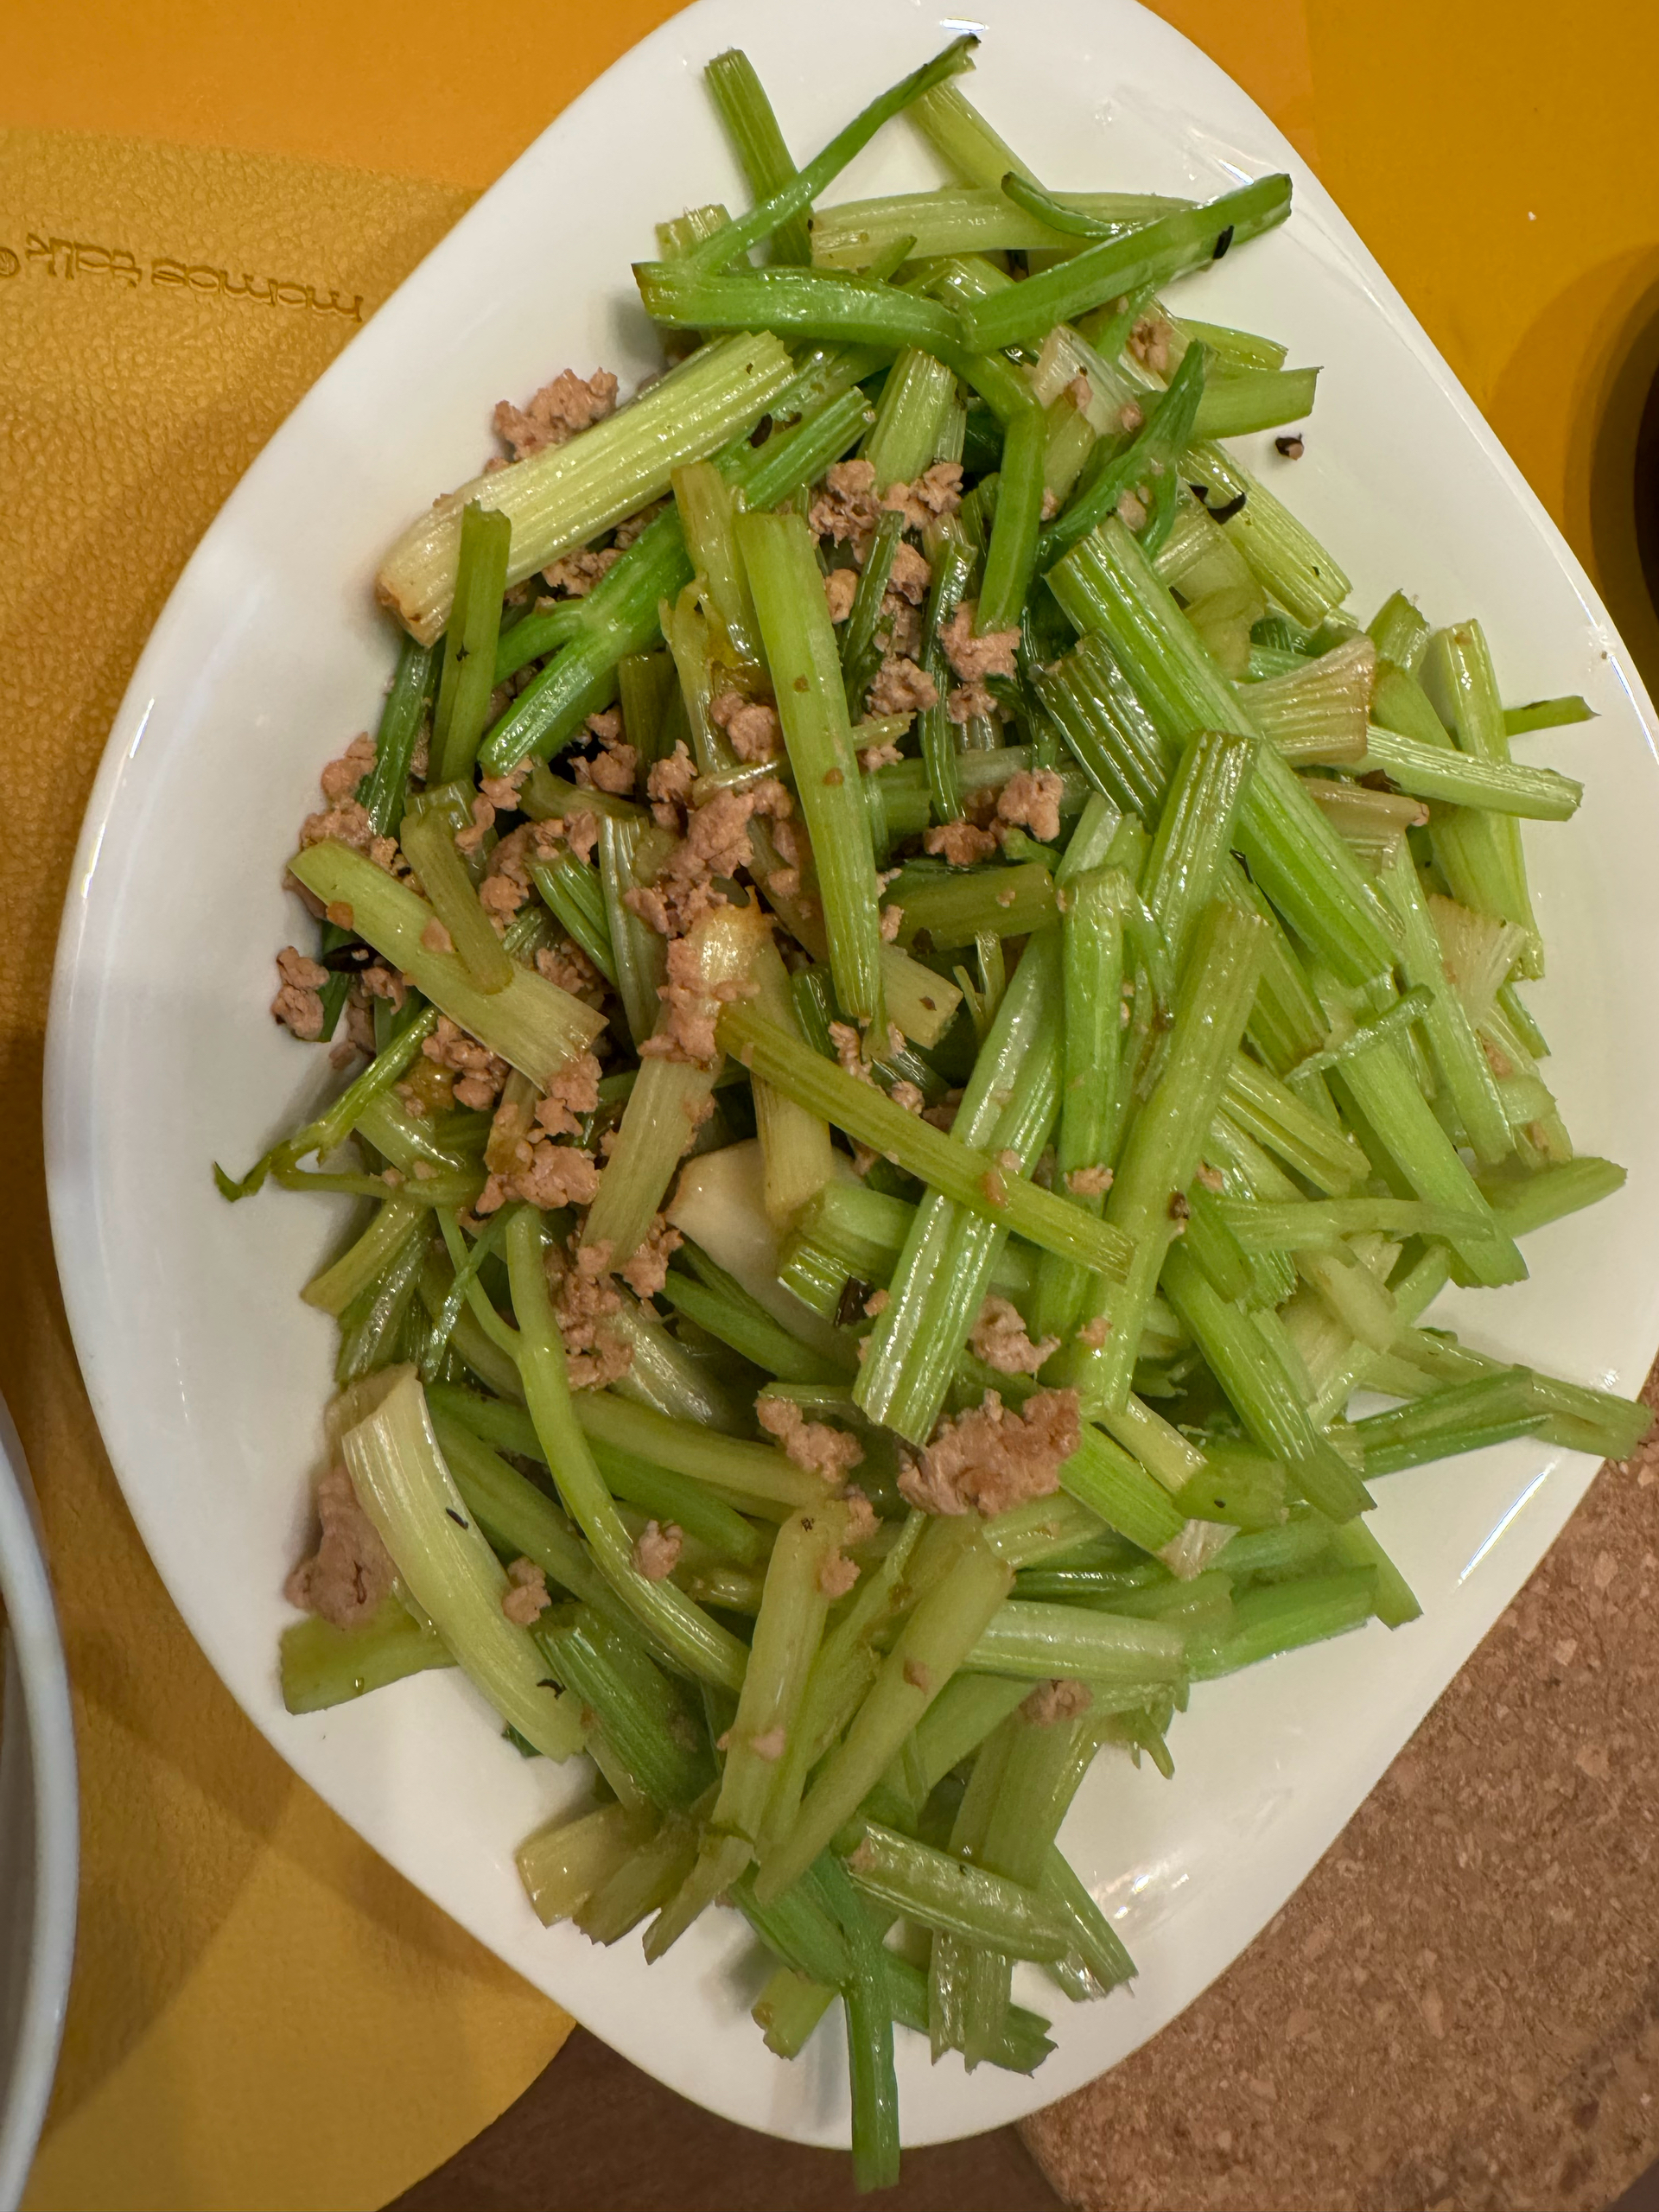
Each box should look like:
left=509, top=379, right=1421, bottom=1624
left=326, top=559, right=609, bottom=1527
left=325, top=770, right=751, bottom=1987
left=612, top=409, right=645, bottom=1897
left=423, top=1014, right=511, bottom=1111
left=570, top=707, right=638, bottom=793
left=709, top=690, right=782, bottom=763
left=502, top=1557, right=550, bottom=1625
left=626, top=779, right=792, bottom=940
left=285, top=1465, right=395, bottom=1630
left=924, top=819, right=998, bottom=866
left=868, top=657, right=938, bottom=716
left=272, top=945, right=328, bottom=1039
left=755, top=1395, right=865, bottom=1481
left=619, top=1213, right=682, bottom=1300
left=545, top=1240, right=632, bottom=1389
left=1021, top=1678, right=1094, bottom=1726
left=632, top=1519, right=683, bottom=1581
left=493, top=366, right=619, bottom=461
left=1066, top=1165, right=1114, bottom=1198
left=969, top=1294, right=1059, bottom=1377
left=996, top=767, right=1065, bottom=844
left=898, top=1388, right=1081, bottom=1517
left=940, top=601, right=1020, bottom=727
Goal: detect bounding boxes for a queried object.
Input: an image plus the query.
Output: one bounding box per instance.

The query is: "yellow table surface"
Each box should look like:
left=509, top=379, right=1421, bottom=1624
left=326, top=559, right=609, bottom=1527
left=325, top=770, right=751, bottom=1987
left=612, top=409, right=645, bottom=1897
left=5, top=3, right=1659, bottom=2208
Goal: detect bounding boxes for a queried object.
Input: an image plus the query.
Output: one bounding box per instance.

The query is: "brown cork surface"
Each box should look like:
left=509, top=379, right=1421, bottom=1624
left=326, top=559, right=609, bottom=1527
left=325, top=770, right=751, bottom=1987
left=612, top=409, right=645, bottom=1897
left=1020, top=1359, right=1659, bottom=2212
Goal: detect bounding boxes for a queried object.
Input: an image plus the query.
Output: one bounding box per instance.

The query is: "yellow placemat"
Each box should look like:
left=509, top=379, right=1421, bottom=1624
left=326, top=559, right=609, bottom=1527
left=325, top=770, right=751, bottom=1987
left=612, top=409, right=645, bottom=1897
left=0, top=126, right=575, bottom=2212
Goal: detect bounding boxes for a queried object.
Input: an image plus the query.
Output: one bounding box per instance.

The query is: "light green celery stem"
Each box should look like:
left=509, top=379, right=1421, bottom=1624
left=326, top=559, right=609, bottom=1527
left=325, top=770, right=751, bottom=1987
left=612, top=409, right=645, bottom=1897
left=748, top=930, right=836, bottom=1227
left=657, top=1270, right=844, bottom=1383
left=1223, top=1197, right=1484, bottom=1249
left=504, top=1211, right=748, bottom=1690
left=398, top=812, right=514, bottom=994
left=1181, top=439, right=1351, bottom=627
left=753, top=1966, right=836, bottom=2059
left=1281, top=985, right=1433, bottom=1089
left=844, top=1823, right=1074, bottom=1960
left=1294, top=1242, right=1398, bottom=1354
left=429, top=1211, right=524, bottom=1366
left=679, top=35, right=977, bottom=275
left=998, top=168, right=1132, bottom=241
left=288, top=842, right=603, bottom=1086
left=1478, top=1155, right=1625, bottom=1235
left=334, top=1231, right=428, bottom=1384
left=597, top=817, right=668, bottom=1047
left=907, top=81, right=1041, bottom=189
left=957, top=175, right=1292, bottom=353
left=965, top=1600, right=1185, bottom=1683
left=671, top=461, right=762, bottom=666
left=573, top=1392, right=825, bottom=1515
left=1424, top=620, right=1542, bottom=971
left=604, top=1291, right=760, bottom=1435
left=1360, top=728, right=1582, bottom=819
left=1032, top=865, right=1131, bottom=1342
left=1221, top=1055, right=1366, bottom=1192
left=615, top=651, right=674, bottom=768
left=714, top=1507, right=842, bottom=1848
left=432, top=501, right=512, bottom=782
left=977, top=402, right=1046, bottom=635
left=855, top=930, right=1064, bottom=1443
left=1306, top=1243, right=1452, bottom=1427
left=430, top=1383, right=765, bottom=1564
left=1098, top=1391, right=1206, bottom=1491
left=763, top=1515, right=931, bottom=1848
left=577, top=1817, right=702, bottom=1945
left=1043, top=1847, right=1136, bottom=1992
left=1160, top=1242, right=1372, bottom=1521
left=584, top=901, right=770, bottom=1266
left=1058, top=1426, right=1185, bottom=1552
left=302, top=1201, right=425, bottom=1316
left=1368, top=591, right=1430, bottom=672
left=1188, top=1567, right=1378, bottom=1678
left=1141, top=728, right=1257, bottom=977
left=431, top=1414, right=638, bottom=1634
left=637, top=258, right=961, bottom=354
left=1192, top=365, right=1319, bottom=440
left=525, top=850, right=615, bottom=985
left=928, top=1732, right=1006, bottom=2058
left=1377, top=845, right=1510, bottom=1166
left=1386, top=1337, right=1649, bottom=1459
left=1370, top=658, right=1453, bottom=751
left=890, top=861, right=1058, bottom=950
left=1325, top=1516, right=1421, bottom=1628
left=1036, top=342, right=1207, bottom=571
left=1182, top=1185, right=1256, bottom=1302
left=378, top=334, right=796, bottom=646
left=1173, top=1440, right=1287, bottom=1529
left=779, top=1188, right=1039, bottom=1319
left=738, top=510, right=885, bottom=1027
left=1048, top=519, right=1395, bottom=985
left=841, top=1885, right=901, bottom=2193
left=1504, top=695, right=1594, bottom=736
left=1328, top=1040, right=1526, bottom=1287
left=280, top=1595, right=451, bottom=1714
left=334, top=1368, right=585, bottom=1758
left=756, top=1531, right=1014, bottom=1902
left=420, top=1208, right=512, bottom=1382
left=1071, top=899, right=1268, bottom=1413
left=518, top=1802, right=657, bottom=1925
left=863, top=347, right=957, bottom=489
left=875, top=1674, right=1031, bottom=1821
left=839, top=508, right=904, bottom=715
left=476, top=385, right=870, bottom=775
left=495, top=598, right=587, bottom=685
left=703, top=48, right=812, bottom=265
left=716, top=1001, right=1135, bottom=1278
left=360, top=632, right=435, bottom=838
left=1036, top=632, right=1171, bottom=818
left=814, top=186, right=1187, bottom=267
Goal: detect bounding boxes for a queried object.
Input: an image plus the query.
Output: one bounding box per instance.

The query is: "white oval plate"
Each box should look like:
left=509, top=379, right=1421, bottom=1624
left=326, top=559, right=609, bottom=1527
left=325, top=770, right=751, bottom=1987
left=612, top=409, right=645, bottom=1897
left=45, top=0, right=1659, bottom=2151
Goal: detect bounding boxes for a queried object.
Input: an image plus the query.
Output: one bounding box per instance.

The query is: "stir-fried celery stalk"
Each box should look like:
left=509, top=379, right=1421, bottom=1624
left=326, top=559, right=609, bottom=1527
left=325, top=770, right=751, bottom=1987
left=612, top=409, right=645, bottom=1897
left=432, top=502, right=512, bottom=784
left=863, top=348, right=957, bottom=489
left=1073, top=899, right=1268, bottom=1412
left=1038, top=342, right=1206, bottom=570
left=759, top=1528, right=1014, bottom=1902
left=1423, top=620, right=1543, bottom=967
left=1376, top=845, right=1510, bottom=1166
left=748, top=935, right=836, bottom=1224
left=672, top=461, right=763, bottom=667
left=738, top=510, right=886, bottom=1027
left=359, top=632, right=434, bottom=839
left=811, top=186, right=1188, bottom=268
left=584, top=901, right=772, bottom=1268
left=504, top=1211, right=748, bottom=1690
left=331, top=1367, right=585, bottom=1758
left=857, top=930, right=1063, bottom=1442
left=378, top=334, right=797, bottom=645
left=677, top=35, right=978, bottom=276
left=977, top=402, right=1046, bottom=635
left=399, top=812, right=514, bottom=994
left=1050, top=518, right=1396, bottom=985
left=1141, top=728, right=1256, bottom=976
left=288, top=842, right=604, bottom=1085
left=845, top=1824, right=1075, bottom=1961
left=1193, top=366, right=1319, bottom=442
left=638, top=261, right=962, bottom=354
left=704, top=48, right=813, bottom=266
left=957, top=175, right=1293, bottom=353
left=1361, top=728, right=1582, bottom=818
left=280, top=1596, right=451, bottom=1715
left=716, top=1001, right=1135, bottom=1278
